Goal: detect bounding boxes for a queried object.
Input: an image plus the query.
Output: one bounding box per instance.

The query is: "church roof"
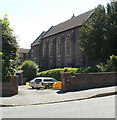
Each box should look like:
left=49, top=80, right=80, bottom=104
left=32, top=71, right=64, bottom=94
left=18, top=48, right=30, bottom=54
left=42, top=9, right=94, bottom=38
left=31, top=31, right=46, bottom=46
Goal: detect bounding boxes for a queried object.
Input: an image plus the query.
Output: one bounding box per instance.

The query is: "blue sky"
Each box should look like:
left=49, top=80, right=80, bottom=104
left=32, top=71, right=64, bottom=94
left=0, top=0, right=111, bottom=49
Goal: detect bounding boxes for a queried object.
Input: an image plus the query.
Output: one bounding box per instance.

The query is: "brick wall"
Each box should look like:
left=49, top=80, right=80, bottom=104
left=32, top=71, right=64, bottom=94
left=61, top=72, right=117, bottom=92
left=0, top=76, right=18, bottom=97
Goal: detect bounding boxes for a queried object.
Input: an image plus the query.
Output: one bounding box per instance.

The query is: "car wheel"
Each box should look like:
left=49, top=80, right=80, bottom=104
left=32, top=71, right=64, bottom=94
left=45, top=85, right=49, bottom=89
left=37, top=88, right=40, bottom=90
left=32, top=86, right=34, bottom=89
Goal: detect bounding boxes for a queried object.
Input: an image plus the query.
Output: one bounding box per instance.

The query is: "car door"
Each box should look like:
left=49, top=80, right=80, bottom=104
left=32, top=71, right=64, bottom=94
left=43, top=79, right=54, bottom=88
left=35, top=79, right=42, bottom=87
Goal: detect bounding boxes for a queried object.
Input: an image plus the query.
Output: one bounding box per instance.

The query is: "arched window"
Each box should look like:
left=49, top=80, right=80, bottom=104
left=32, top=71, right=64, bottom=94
left=56, top=37, right=61, bottom=56
left=65, top=34, right=71, bottom=55
left=49, top=39, right=53, bottom=57
left=43, top=41, right=46, bottom=57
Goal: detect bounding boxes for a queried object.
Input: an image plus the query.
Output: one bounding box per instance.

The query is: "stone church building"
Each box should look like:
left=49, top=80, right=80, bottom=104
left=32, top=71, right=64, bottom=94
left=30, top=9, right=95, bottom=70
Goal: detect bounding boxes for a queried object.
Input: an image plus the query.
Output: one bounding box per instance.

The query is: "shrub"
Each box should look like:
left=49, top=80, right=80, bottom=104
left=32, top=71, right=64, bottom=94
left=64, top=67, right=78, bottom=73
left=37, top=67, right=97, bottom=81
left=20, top=60, right=39, bottom=82
left=97, top=55, right=117, bottom=72
left=77, top=66, right=98, bottom=73
left=38, top=68, right=64, bottom=80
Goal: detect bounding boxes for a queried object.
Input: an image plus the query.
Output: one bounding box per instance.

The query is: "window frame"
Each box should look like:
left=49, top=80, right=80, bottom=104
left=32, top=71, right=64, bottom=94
left=56, top=37, right=61, bottom=57
left=65, top=34, right=71, bottom=56
left=49, top=39, right=53, bottom=57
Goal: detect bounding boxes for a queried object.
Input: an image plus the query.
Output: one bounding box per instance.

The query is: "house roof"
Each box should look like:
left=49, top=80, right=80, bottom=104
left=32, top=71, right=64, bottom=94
left=42, top=9, right=94, bottom=38
left=31, top=31, right=46, bottom=46
left=18, top=48, right=30, bottom=54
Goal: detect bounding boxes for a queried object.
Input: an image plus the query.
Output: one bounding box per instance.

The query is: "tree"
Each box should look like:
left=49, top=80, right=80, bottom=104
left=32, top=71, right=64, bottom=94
left=79, top=5, right=106, bottom=63
left=20, top=60, right=39, bottom=82
left=106, top=1, right=117, bottom=57
left=1, top=15, right=19, bottom=81
left=79, top=3, right=117, bottom=63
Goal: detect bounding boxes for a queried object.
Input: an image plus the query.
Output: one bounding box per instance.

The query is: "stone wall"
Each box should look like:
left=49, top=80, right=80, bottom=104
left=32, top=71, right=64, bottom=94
left=30, top=25, right=96, bottom=70
left=30, top=45, right=39, bottom=64
left=40, top=28, right=81, bottom=70
left=0, top=76, right=18, bottom=97
left=61, top=72, right=117, bottom=92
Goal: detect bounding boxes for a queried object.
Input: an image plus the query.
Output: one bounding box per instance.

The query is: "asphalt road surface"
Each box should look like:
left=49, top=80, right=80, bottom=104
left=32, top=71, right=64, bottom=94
left=2, top=95, right=115, bottom=118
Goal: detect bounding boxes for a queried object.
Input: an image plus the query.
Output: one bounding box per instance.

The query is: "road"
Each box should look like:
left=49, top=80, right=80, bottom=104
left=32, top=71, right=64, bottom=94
left=1, top=85, right=116, bottom=106
left=2, top=95, right=115, bottom=118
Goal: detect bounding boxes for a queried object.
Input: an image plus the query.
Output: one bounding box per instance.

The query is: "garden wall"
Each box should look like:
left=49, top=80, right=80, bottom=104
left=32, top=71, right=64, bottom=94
left=61, top=72, right=117, bottom=92
left=0, top=76, right=18, bottom=97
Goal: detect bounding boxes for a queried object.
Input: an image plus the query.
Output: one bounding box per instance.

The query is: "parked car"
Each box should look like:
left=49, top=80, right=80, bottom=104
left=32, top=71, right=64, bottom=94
left=29, top=77, right=58, bottom=89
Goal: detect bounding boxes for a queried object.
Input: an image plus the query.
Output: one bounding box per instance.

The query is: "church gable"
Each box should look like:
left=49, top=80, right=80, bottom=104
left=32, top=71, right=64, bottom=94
left=30, top=9, right=95, bottom=70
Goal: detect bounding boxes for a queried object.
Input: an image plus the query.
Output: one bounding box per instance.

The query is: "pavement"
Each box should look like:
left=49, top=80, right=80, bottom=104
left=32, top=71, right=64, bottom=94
left=0, top=85, right=117, bottom=107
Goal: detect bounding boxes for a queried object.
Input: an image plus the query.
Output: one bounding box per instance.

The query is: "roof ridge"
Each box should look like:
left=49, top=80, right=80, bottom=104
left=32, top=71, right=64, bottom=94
left=41, top=26, right=53, bottom=39
left=42, top=9, right=95, bottom=38
left=31, top=31, right=46, bottom=46
left=52, top=9, right=94, bottom=29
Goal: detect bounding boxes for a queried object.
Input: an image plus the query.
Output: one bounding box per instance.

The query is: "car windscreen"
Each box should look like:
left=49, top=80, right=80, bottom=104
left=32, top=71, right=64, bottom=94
left=35, top=79, right=42, bottom=82
left=53, top=79, right=57, bottom=82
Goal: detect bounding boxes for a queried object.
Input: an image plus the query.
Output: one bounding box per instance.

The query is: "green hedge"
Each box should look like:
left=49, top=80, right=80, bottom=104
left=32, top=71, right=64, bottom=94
left=37, top=68, right=64, bottom=81
left=37, top=67, right=96, bottom=81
